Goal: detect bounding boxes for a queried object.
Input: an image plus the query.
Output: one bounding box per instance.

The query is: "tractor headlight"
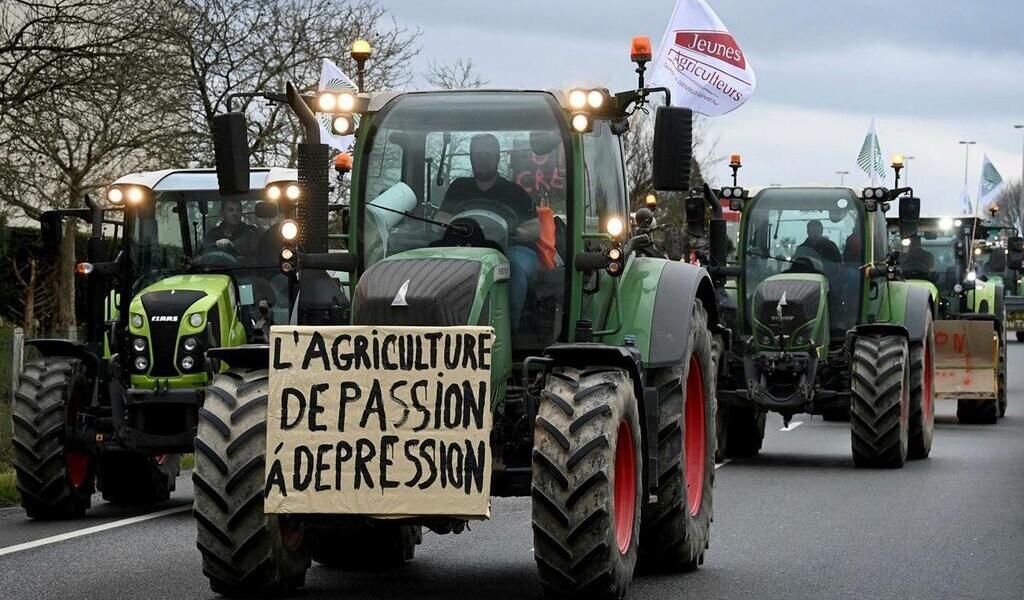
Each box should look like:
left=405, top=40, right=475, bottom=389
left=939, top=217, right=954, bottom=231
left=134, top=356, right=149, bottom=371
left=967, top=271, right=977, bottom=282
left=189, top=313, right=204, bottom=328
left=606, top=216, right=625, bottom=238
left=266, top=185, right=282, bottom=201
left=901, top=238, right=911, bottom=247
left=337, top=92, right=356, bottom=112
left=126, top=186, right=145, bottom=205
left=107, top=187, right=124, bottom=205
left=586, top=89, right=605, bottom=109
left=183, top=337, right=198, bottom=352
left=331, top=115, right=355, bottom=136
left=954, top=219, right=963, bottom=227
left=954, top=283, right=964, bottom=293
left=132, top=338, right=146, bottom=353
left=570, top=113, right=592, bottom=133
left=568, top=89, right=588, bottom=110
left=180, top=356, right=195, bottom=371
left=281, top=219, right=299, bottom=241
left=317, top=92, right=337, bottom=111
left=131, top=313, right=144, bottom=329
left=285, top=183, right=301, bottom=201
left=760, top=334, right=774, bottom=346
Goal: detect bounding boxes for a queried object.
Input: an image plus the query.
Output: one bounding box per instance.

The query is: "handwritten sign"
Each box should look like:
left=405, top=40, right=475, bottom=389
left=264, top=326, right=493, bottom=518
left=933, top=320, right=997, bottom=399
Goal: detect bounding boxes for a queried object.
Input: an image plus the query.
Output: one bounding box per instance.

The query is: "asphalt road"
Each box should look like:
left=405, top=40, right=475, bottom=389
left=2, top=347, right=1023, bottom=599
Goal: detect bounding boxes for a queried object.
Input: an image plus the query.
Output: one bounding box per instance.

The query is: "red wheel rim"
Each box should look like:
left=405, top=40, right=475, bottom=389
left=924, top=344, right=933, bottom=422
left=684, top=356, right=706, bottom=516
left=613, top=420, right=636, bottom=555
left=66, top=452, right=89, bottom=488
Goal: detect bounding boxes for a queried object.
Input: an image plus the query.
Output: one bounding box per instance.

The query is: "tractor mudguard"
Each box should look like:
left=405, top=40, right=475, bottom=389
left=902, top=285, right=934, bottom=344
left=207, top=344, right=270, bottom=370
left=543, top=343, right=658, bottom=494
left=26, top=338, right=102, bottom=378
left=876, top=282, right=932, bottom=344
left=610, top=259, right=718, bottom=369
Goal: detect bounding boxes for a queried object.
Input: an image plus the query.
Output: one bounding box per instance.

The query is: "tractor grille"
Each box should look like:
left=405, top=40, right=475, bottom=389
left=753, top=279, right=822, bottom=338
left=353, top=259, right=481, bottom=326
left=140, top=290, right=205, bottom=377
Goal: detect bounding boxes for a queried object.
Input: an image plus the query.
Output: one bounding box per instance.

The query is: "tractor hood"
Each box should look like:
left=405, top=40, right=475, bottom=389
left=128, top=274, right=234, bottom=382
left=751, top=273, right=828, bottom=352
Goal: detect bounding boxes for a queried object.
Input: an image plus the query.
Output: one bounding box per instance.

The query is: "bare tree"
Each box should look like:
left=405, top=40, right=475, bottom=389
left=621, top=110, right=710, bottom=217
left=424, top=58, right=487, bottom=90
left=995, top=180, right=1023, bottom=233
left=154, top=0, right=420, bottom=167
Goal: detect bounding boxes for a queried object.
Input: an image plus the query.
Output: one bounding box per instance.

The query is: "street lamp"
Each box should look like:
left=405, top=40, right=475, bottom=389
left=1015, top=125, right=1023, bottom=225
left=959, top=141, right=976, bottom=187
left=835, top=170, right=849, bottom=185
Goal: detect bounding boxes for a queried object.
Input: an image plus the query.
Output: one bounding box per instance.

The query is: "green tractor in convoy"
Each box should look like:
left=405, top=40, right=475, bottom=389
left=192, top=40, right=722, bottom=600
left=12, top=167, right=297, bottom=518
left=884, top=215, right=1021, bottom=423
left=711, top=173, right=935, bottom=468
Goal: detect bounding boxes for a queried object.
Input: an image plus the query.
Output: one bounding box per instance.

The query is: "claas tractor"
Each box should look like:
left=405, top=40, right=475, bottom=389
left=192, top=39, right=722, bottom=600
left=712, top=175, right=935, bottom=468
left=12, top=167, right=301, bottom=518
left=885, top=215, right=1021, bottom=423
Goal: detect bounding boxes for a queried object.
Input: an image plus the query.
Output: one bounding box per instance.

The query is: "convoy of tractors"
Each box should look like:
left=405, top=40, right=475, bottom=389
left=10, top=36, right=1023, bottom=600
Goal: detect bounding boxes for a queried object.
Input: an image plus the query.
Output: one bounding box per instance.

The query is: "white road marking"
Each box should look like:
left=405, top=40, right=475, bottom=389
left=0, top=504, right=190, bottom=557
left=714, top=459, right=731, bottom=469
left=780, top=421, right=804, bottom=432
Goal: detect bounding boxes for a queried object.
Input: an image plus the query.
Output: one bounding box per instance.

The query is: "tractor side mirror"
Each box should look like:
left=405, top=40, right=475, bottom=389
left=39, top=211, right=63, bottom=255
left=1008, top=236, right=1024, bottom=270
left=254, top=201, right=278, bottom=219
left=685, top=194, right=705, bottom=237
left=898, top=196, right=921, bottom=239
left=213, top=112, right=250, bottom=196
left=652, top=106, right=693, bottom=192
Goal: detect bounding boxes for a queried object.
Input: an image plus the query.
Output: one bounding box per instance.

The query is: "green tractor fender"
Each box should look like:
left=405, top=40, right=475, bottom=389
left=970, top=281, right=1003, bottom=321
left=604, top=258, right=719, bottom=369
left=862, top=281, right=933, bottom=344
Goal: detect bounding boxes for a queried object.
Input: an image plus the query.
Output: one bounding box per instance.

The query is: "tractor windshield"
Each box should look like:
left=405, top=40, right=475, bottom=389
left=742, top=188, right=863, bottom=333
left=359, top=91, right=571, bottom=341
left=893, top=229, right=962, bottom=291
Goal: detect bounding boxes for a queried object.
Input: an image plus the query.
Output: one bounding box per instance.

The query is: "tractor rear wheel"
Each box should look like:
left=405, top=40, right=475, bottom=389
left=193, top=368, right=309, bottom=595
left=639, top=299, right=716, bottom=572
left=98, top=453, right=179, bottom=505
left=997, top=333, right=1007, bottom=418
left=908, top=314, right=935, bottom=460
left=956, top=399, right=998, bottom=424
left=531, top=366, right=642, bottom=600
left=12, top=358, right=94, bottom=519
left=850, top=335, right=910, bottom=468
left=309, top=523, right=421, bottom=569
left=719, top=407, right=766, bottom=458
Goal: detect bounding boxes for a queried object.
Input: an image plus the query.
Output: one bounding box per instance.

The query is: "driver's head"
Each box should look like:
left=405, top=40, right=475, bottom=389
left=470, top=134, right=500, bottom=183
left=221, top=199, right=242, bottom=227
left=806, top=220, right=823, bottom=240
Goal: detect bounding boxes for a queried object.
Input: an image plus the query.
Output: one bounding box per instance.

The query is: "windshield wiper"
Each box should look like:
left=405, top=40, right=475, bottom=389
left=365, top=201, right=470, bottom=236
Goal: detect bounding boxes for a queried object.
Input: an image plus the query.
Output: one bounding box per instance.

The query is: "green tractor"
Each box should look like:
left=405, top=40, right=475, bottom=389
left=192, top=45, right=722, bottom=599
left=12, top=167, right=299, bottom=518
left=885, top=216, right=1020, bottom=423
left=713, top=179, right=935, bottom=468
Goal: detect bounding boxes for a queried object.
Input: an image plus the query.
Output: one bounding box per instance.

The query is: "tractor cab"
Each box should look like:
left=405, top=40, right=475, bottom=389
left=885, top=216, right=972, bottom=317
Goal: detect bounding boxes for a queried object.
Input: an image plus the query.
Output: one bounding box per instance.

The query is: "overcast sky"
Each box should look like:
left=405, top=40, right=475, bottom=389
left=383, top=0, right=1023, bottom=215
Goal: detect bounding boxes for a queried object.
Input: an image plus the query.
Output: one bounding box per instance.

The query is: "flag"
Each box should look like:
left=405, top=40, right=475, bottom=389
left=959, top=186, right=972, bottom=216
left=856, top=119, right=886, bottom=186
left=649, top=0, right=756, bottom=116
left=977, top=154, right=1005, bottom=211
left=318, top=59, right=358, bottom=151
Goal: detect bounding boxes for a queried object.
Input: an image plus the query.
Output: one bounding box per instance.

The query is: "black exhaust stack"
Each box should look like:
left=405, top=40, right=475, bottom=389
left=286, top=81, right=330, bottom=254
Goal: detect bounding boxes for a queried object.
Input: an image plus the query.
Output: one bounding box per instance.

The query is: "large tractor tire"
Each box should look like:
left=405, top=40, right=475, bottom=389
left=309, top=523, right=421, bottom=569
left=639, top=299, right=716, bottom=572
left=956, top=399, right=998, bottom=425
left=98, top=453, right=179, bottom=505
left=12, top=358, right=94, bottom=519
left=718, top=407, right=766, bottom=458
left=1016, top=331, right=1024, bottom=343
left=531, top=366, right=642, bottom=600
left=850, top=335, right=910, bottom=468
left=193, top=368, right=309, bottom=595
left=908, top=313, right=936, bottom=460
left=997, top=332, right=1007, bottom=418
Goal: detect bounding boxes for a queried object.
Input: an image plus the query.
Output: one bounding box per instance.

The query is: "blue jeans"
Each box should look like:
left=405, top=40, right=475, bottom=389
left=508, top=245, right=539, bottom=330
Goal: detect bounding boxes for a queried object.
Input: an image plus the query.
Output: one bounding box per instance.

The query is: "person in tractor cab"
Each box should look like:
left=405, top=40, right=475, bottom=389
left=437, top=133, right=540, bottom=329
left=203, top=198, right=260, bottom=259
left=900, top=236, right=935, bottom=274
left=798, top=219, right=843, bottom=265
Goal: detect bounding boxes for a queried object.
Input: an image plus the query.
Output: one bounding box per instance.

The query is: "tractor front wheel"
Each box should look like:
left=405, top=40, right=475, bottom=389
left=193, top=368, right=309, bottom=595
left=640, top=299, right=716, bottom=572
left=908, top=313, right=936, bottom=460
left=850, top=335, right=910, bottom=468
left=12, top=358, right=94, bottom=519
left=531, top=366, right=642, bottom=600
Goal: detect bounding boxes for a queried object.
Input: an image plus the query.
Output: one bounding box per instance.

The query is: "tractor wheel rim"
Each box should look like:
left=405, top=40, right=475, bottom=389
left=924, top=344, right=934, bottom=423
left=66, top=452, right=89, bottom=489
left=685, top=355, right=706, bottom=516
left=613, top=419, right=636, bottom=555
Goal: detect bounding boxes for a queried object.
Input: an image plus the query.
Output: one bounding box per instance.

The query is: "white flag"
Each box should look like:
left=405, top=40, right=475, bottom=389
left=959, top=186, right=973, bottom=216
left=977, top=154, right=1004, bottom=210
left=318, top=59, right=359, bottom=151
left=649, top=0, right=756, bottom=116
left=856, top=119, right=886, bottom=186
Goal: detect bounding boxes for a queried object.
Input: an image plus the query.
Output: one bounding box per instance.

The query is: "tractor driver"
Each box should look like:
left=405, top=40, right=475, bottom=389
left=437, top=133, right=540, bottom=330
left=799, top=220, right=843, bottom=265
left=899, top=236, right=935, bottom=274
left=203, top=198, right=259, bottom=260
